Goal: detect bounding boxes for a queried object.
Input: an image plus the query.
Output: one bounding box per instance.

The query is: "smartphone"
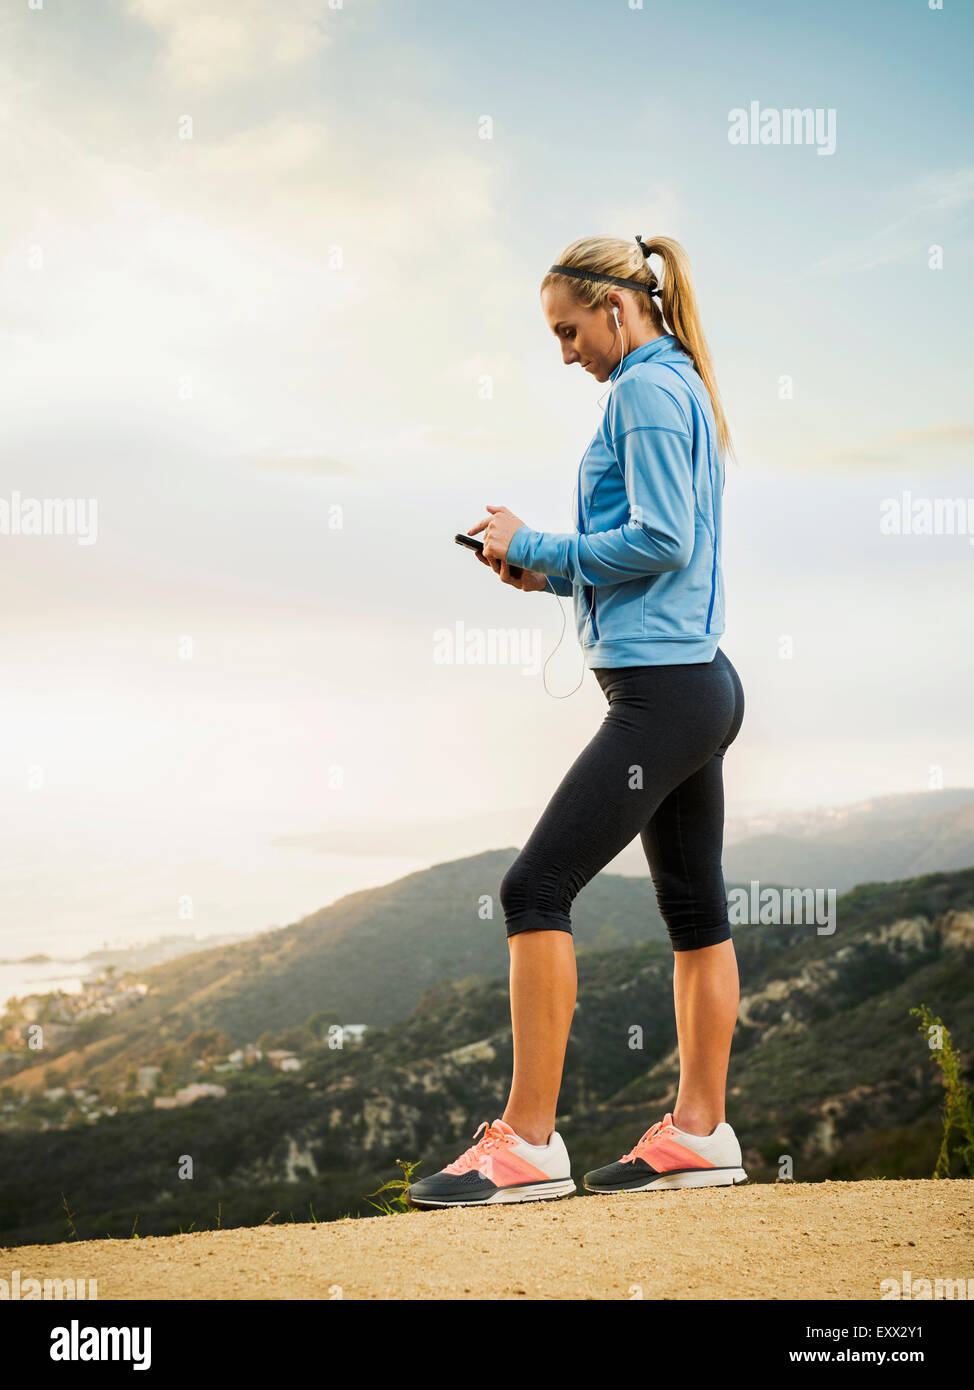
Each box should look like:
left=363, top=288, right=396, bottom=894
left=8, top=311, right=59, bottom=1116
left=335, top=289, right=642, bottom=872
left=454, top=532, right=523, bottom=579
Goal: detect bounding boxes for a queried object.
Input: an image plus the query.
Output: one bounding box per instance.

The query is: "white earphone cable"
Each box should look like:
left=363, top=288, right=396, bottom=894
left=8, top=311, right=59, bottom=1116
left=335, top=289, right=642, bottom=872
left=539, top=574, right=585, bottom=698
left=596, top=304, right=627, bottom=412
left=540, top=303, right=627, bottom=698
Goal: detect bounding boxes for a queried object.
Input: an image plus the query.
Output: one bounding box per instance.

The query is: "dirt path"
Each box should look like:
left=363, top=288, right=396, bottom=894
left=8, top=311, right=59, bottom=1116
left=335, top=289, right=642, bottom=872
left=4, top=1180, right=973, bottom=1300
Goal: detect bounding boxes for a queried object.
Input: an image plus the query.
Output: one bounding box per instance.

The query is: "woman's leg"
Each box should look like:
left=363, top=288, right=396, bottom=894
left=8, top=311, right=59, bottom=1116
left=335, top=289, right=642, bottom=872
left=641, top=650, right=746, bottom=1134
left=671, top=938, right=740, bottom=1134
left=503, top=931, right=576, bottom=1146
left=498, top=657, right=740, bottom=1145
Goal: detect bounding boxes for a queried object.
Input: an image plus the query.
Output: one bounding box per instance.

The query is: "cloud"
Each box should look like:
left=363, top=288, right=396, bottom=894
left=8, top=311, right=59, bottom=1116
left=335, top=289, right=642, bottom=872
left=272, top=806, right=542, bottom=861
left=812, top=422, right=974, bottom=468
left=601, top=180, right=687, bottom=253
left=247, top=450, right=353, bottom=477
left=124, top=0, right=334, bottom=87
left=0, top=23, right=516, bottom=470
left=804, top=167, right=974, bottom=276
left=892, top=424, right=974, bottom=449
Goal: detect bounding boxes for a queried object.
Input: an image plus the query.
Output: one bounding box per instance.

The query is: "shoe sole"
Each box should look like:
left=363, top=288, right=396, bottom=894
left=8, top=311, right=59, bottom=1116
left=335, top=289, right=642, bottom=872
left=406, top=1178, right=577, bottom=1209
left=584, top=1166, right=748, bottom=1193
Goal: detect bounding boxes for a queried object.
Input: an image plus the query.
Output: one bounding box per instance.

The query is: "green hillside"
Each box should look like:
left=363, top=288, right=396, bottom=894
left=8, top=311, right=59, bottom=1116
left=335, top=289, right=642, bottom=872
left=1, top=865, right=971, bottom=1246
left=723, top=789, right=974, bottom=891
left=0, top=848, right=676, bottom=1096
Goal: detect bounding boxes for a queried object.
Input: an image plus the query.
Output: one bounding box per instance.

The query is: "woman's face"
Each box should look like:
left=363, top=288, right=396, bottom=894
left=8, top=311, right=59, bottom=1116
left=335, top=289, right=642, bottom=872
left=541, top=284, right=626, bottom=383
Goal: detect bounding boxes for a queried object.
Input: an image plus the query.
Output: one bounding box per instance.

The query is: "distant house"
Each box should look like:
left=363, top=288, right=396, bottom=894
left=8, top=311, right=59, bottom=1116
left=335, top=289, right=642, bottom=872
left=154, top=1081, right=227, bottom=1109
left=136, top=1065, right=162, bottom=1094
left=175, top=1082, right=226, bottom=1105
left=40, top=1023, right=76, bottom=1048
left=263, top=1045, right=298, bottom=1067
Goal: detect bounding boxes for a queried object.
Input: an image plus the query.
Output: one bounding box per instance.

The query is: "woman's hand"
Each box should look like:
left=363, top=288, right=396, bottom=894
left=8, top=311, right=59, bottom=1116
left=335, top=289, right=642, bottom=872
left=474, top=550, right=548, bottom=591
left=468, top=506, right=546, bottom=591
left=468, top=505, right=524, bottom=564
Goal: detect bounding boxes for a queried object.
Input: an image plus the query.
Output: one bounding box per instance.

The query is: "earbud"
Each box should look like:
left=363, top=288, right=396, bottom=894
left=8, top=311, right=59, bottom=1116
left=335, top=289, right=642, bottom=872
left=597, top=304, right=627, bottom=412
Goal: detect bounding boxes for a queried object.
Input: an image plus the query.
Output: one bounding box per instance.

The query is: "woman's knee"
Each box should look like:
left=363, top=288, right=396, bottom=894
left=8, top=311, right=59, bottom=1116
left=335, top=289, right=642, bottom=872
left=500, top=857, right=574, bottom=938
left=653, top=871, right=733, bottom=952
left=667, top=920, right=733, bottom=951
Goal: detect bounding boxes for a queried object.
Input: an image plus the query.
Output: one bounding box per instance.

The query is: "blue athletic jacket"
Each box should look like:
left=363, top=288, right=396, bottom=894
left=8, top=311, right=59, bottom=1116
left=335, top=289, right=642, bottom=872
left=506, top=334, right=725, bottom=667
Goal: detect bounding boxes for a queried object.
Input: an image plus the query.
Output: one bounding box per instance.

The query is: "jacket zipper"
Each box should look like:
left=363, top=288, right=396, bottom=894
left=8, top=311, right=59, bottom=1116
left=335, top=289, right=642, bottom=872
left=576, top=453, right=599, bottom=641
left=659, top=362, right=718, bottom=636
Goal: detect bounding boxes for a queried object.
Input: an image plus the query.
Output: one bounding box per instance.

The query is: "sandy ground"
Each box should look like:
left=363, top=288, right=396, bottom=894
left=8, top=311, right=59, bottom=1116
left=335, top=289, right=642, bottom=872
left=4, top=1180, right=973, bottom=1300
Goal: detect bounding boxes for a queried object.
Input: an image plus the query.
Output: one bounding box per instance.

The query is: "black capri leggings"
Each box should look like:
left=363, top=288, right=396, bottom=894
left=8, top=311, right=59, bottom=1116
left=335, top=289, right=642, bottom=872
left=500, top=647, right=745, bottom=951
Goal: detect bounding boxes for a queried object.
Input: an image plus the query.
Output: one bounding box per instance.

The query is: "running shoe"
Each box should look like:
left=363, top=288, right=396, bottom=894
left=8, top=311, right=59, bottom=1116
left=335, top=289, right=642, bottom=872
left=406, top=1118, right=576, bottom=1208
left=584, top=1111, right=748, bottom=1192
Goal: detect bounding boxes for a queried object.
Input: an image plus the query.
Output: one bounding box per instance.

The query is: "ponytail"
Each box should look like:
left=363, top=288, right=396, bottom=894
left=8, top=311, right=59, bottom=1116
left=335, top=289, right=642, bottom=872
left=542, top=234, right=735, bottom=465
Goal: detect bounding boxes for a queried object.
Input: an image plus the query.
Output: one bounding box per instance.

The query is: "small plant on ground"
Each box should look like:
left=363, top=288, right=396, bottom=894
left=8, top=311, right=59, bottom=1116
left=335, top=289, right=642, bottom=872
left=364, top=1158, right=422, bottom=1214
left=60, top=1193, right=78, bottom=1241
left=910, top=1004, right=974, bottom=1178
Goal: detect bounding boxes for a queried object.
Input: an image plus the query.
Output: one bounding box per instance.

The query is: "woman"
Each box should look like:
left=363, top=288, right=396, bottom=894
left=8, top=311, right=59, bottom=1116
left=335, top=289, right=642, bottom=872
left=408, top=234, right=747, bottom=1207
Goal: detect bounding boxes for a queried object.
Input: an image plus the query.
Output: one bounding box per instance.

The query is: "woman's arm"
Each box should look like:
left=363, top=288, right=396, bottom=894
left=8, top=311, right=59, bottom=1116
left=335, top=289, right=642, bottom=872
left=506, top=377, right=694, bottom=587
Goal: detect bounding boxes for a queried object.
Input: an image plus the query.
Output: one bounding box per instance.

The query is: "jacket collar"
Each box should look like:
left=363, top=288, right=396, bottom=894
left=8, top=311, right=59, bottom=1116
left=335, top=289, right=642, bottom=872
left=617, top=334, right=679, bottom=372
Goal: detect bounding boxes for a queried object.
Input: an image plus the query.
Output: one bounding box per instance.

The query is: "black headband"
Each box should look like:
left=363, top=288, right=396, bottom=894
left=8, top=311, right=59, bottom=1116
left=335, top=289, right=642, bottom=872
left=548, top=235, right=661, bottom=297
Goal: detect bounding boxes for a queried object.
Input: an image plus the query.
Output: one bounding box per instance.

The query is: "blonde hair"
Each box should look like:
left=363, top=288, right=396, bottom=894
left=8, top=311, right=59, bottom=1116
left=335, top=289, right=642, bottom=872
left=541, top=235, right=735, bottom=465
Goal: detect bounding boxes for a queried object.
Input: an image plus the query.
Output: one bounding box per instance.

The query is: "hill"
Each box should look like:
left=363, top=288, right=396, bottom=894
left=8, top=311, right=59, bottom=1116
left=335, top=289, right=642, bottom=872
left=722, top=789, right=974, bottom=892
left=5, top=789, right=973, bottom=1099
left=0, top=847, right=672, bottom=1096
left=0, top=865, right=972, bottom=1246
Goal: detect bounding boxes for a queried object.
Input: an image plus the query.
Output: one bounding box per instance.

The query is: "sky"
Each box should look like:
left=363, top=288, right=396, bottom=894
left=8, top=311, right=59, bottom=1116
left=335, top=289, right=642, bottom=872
left=0, top=0, right=972, bottom=971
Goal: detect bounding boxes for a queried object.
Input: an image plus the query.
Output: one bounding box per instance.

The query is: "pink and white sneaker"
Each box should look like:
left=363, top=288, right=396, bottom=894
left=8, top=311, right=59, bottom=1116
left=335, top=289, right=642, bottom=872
left=406, top=1119, right=576, bottom=1208
left=584, top=1111, right=748, bottom=1192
